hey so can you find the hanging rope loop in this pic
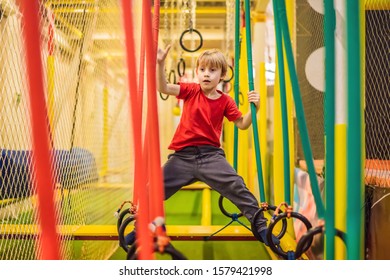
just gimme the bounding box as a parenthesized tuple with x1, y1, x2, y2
(223, 64, 234, 83)
(169, 69, 176, 84)
(179, 28, 203, 53)
(177, 58, 186, 77)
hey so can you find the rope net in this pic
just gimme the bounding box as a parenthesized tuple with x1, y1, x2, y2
(295, 0, 325, 162)
(364, 1, 390, 188)
(0, 0, 389, 260)
(295, 0, 390, 188)
(0, 0, 135, 260)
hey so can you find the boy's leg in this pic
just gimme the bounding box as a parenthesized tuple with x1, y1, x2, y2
(195, 148, 267, 230)
(196, 147, 279, 246)
(126, 151, 197, 246)
(163, 152, 198, 199)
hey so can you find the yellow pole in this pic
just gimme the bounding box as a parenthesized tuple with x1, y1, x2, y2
(47, 10, 55, 140)
(100, 86, 109, 177)
(359, 0, 366, 259)
(238, 24, 250, 189)
(286, 0, 295, 203)
(259, 62, 268, 197)
(252, 11, 269, 200)
(201, 188, 212, 226)
(334, 0, 347, 260)
(47, 56, 55, 137)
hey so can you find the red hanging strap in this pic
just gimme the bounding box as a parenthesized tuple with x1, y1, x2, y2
(120, 0, 153, 260)
(19, 0, 60, 260)
(142, 0, 166, 227)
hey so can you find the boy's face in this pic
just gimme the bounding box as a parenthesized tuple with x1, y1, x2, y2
(196, 64, 224, 93)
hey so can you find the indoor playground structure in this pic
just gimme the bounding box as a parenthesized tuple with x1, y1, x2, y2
(0, 0, 389, 260)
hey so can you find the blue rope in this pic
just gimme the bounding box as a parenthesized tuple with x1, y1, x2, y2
(287, 251, 295, 260)
(205, 213, 252, 240)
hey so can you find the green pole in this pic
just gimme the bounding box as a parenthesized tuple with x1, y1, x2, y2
(324, 0, 336, 260)
(275, 0, 325, 218)
(346, 0, 363, 260)
(244, 0, 266, 203)
(272, 0, 291, 205)
(233, 0, 241, 171)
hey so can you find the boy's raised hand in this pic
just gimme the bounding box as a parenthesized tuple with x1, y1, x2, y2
(157, 45, 171, 64)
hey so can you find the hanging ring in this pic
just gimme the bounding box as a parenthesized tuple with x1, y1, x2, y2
(179, 28, 203, 53)
(223, 65, 234, 83)
(218, 195, 243, 218)
(177, 58, 186, 77)
(267, 211, 312, 259)
(168, 69, 176, 84)
(239, 91, 244, 106)
(159, 92, 169, 101)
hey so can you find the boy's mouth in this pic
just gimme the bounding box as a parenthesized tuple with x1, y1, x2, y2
(203, 80, 210, 83)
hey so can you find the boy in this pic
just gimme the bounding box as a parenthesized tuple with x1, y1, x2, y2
(157, 45, 279, 246)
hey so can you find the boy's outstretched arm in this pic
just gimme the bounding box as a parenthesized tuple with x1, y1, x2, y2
(234, 90, 260, 130)
(156, 45, 180, 96)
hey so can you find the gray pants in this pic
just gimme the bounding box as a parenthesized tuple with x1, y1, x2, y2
(163, 145, 267, 231)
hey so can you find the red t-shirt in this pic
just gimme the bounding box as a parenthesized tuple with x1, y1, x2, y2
(168, 83, 242, 151)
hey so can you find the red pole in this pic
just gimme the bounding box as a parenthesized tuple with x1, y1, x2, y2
(18, 0, 60, 259)
(120, 0, 153, 260)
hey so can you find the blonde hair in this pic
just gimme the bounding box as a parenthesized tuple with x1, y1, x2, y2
(196, 49, 228, 79)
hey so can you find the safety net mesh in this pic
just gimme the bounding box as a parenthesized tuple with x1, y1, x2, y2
(0, 0, 133, 260)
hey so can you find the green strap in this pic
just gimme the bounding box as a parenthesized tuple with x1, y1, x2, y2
(274, 0, 325, 218)
(244, 0, 266, 203)
(272, 0, 291, 205)
(233, 0, 241, 171)
(324, 0, 336, 260)
(346, 0, 363, 260)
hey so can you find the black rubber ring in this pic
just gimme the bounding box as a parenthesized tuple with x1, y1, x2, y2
(118, 214, 136, 253)
(168, 69, 176, 84)
(159, 91, 169, 100)
(177, 58, 186, 77)
(179, 28, 203, 53)
(251, 206, 288, 242)
(218, 195, 243, 218)
(267, 212, 312, 259)
(117, 208, 131, 232)
(223, 65, 234, 83)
